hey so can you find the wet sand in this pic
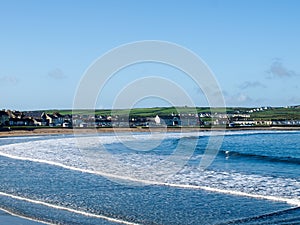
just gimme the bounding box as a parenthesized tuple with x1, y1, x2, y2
(0, 126, 299, 138)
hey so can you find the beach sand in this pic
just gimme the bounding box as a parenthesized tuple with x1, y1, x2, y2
(0, 126, 300, 138)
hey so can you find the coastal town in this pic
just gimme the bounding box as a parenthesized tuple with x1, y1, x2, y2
(1, 106, 300, 130)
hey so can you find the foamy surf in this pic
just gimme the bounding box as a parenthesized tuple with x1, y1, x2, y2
(0, 130, 299, 214)
(0, 207, 52, 225)
(0, 150, 299, 207)
(0, 191, 139, 225)
(162, 183, 300, 207)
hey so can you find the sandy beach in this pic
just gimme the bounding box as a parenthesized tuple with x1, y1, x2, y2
(0, 126, 300, 138)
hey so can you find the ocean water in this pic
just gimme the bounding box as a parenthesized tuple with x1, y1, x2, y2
(0, 130, 299, 224)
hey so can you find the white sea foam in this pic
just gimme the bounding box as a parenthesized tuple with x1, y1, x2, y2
(167, 167, 300, 205)
(0, 131, 299, 207)
(0, 207, 52, 225)
(162, 183, 300, 206)
(1, 148, 300, 207)
(0, 135, 43, 140)
(0, 191, 139, 225)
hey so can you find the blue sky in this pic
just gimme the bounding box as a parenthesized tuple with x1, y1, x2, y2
(0, 0, 299, 110)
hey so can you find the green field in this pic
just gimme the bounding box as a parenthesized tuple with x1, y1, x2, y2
(43, 106, 300, 120)
(251, 107, 300, 120)
(46, 107, 228, 117)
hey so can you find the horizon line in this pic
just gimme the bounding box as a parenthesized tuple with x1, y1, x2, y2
(3, 104, 300, 112)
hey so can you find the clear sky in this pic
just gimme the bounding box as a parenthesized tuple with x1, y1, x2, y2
(1, 0, 299, 110)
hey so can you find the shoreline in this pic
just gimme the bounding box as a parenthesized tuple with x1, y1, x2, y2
(0, 126, 300, 137)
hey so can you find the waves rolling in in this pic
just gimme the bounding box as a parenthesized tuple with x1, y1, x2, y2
(0, 131, 299, 224)
(217, 206, 300, 225)
(0, 191, 139, 225)
(0, 148, 299, 207)
(220, 149, 300, 165)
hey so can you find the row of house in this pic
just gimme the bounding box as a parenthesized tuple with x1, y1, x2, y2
(0, 110, 204, 128)
(0, 110, 72, 127)
(1, 109, 300, 128)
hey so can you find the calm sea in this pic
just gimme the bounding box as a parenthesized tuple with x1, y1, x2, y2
(0, 130, 299, 224)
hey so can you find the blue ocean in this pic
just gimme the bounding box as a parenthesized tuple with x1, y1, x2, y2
(0, 130, 299, 224)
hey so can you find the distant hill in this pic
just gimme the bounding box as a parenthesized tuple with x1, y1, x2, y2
(25, 106, 300, 120)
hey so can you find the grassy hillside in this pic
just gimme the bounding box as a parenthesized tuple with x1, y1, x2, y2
(251, 107, 300, 120)
(46, 107, 229, 117)
(43, 106, 300, 120)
